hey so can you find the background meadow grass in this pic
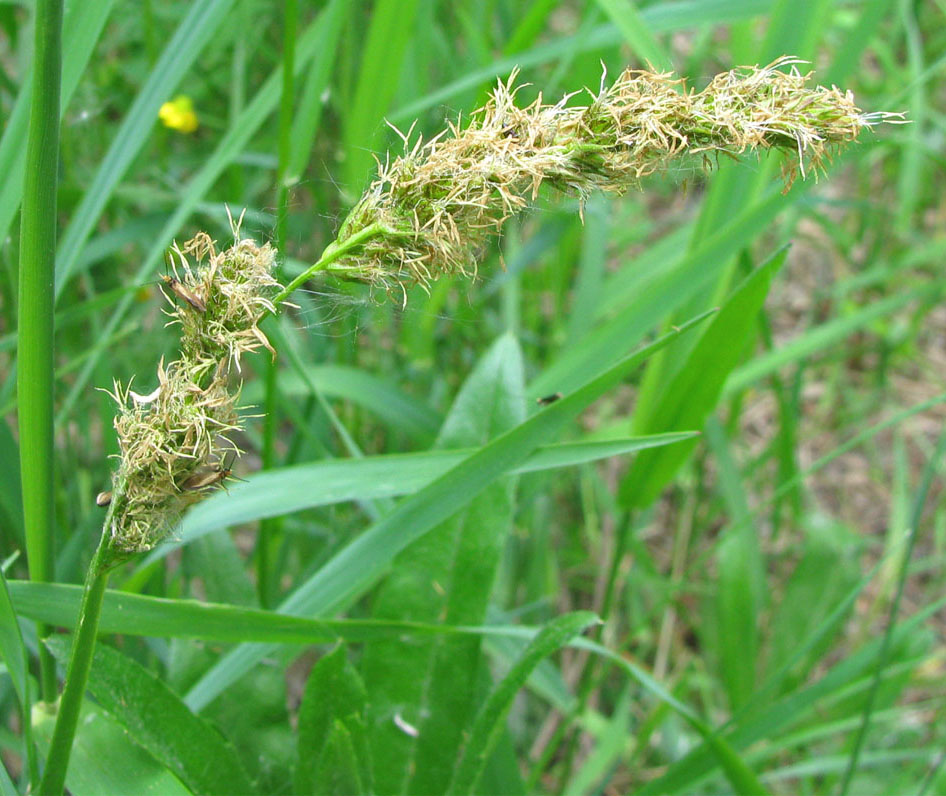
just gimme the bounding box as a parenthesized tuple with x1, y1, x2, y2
(2, 0, 946, 793)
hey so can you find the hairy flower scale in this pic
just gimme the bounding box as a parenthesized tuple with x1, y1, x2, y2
(328, 57, 884, 295)
(103, 225, 282, 557)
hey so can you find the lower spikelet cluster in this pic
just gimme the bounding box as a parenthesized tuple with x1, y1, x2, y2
(329, 57, 882, 295)
(102, 222, 281, 558)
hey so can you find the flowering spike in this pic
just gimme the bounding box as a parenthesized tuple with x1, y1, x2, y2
(327, 58, 876, 297)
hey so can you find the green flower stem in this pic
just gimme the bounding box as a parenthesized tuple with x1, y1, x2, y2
(38, 529, 112, 796)
(17, 0, 64, 705)
(272, 222, 389, 306)
(258, 0, 299, 608)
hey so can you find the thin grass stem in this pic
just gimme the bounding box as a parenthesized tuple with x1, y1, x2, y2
(17, 0, 64, 705)
(37, 530, 112, 796)
(272, 222, 389, 306)
(258, 0, 298, 608)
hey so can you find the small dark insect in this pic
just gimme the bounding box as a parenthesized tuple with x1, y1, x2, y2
(160, 252, 206, 313)
(181, 452, 241, 492)
(536, 392, 563, 406)
(95, 491, 112, 507)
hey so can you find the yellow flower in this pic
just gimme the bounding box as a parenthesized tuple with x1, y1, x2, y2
(158, 95, 198, 133)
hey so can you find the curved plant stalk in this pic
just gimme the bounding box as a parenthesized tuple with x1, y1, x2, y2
(40, 59, 886, 793)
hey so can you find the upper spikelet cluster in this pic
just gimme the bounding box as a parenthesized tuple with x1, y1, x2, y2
(102, 220, 281, 558)
(327, 57, 880, 295)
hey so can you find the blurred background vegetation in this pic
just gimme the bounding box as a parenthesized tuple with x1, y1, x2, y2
(1, 0, 945, 793)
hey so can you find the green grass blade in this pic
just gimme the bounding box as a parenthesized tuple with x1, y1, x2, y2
(0, 421, 24, 541)
(364, 335, 525, 794)
(620, 247, 787, 508)
(0, 566, 36, 785)
(44, 637, 256, 796)
(342, 0, 422, 195)
(32, 702, 190, 796)
(6, 580, 642, 649)
(389, 1, 776, 124)
(138, 433, 695, 567)
(295, 646, 371, 795)
(529, 189, 788, 399)
(182, 315, 710, 712)
(581, 637, 768, 796)
(287, 0, 347, 181)
(448, 612, 600, 796)
(635, 594, 946, 795)
(704, 417, 765, 712)
(242, 363, 442, 441)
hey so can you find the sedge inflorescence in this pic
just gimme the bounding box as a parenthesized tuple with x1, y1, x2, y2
(103, 222, 281, 558)
(329, 57, 883, 296)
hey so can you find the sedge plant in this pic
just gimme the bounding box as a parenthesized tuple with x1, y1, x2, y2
(30, 58, 888, 793)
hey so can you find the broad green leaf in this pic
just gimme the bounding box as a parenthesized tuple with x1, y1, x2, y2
(448, 612, 600, 796)
(296, 645, 371, 795)
(183, 317, 710, 712)
(313, 720, 367, 796)
(620, 247, 787, 508)
(33, 701, 189, 796)
(704, 417, 765, 712)
(139, 433, 696, 568)
(361, 334, 525, 794)
(45, 638, 255, 795)
(0, 0, 115, 245)
(54, 0, 236, 296)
